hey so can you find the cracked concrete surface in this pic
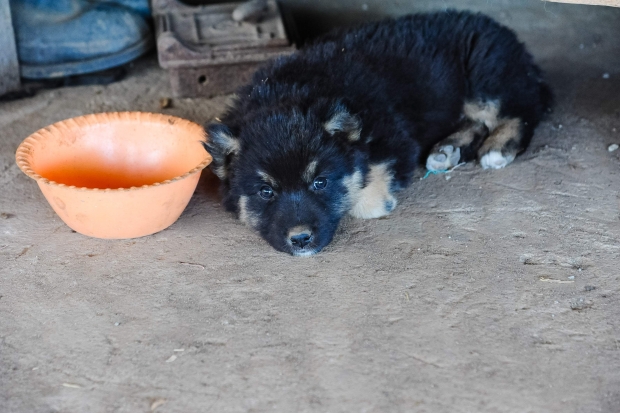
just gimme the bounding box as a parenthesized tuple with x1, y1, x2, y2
(1, 1, 619, 412)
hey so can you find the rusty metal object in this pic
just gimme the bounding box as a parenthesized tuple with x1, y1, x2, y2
(153, 0, 296, 98)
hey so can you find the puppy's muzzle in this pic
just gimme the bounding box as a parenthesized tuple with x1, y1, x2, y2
(288, 226, 314, 249)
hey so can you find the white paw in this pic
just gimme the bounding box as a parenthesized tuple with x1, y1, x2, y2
(480, 151, 515, 170)
(426, 145, 461, 172)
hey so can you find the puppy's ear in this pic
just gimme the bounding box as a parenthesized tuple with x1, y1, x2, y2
(203, 123, 240, 180)
(323, 103, 362, 142)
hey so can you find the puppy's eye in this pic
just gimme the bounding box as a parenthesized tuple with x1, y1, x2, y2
(313, 177, 328, 190)
(259, 185, 274, 199)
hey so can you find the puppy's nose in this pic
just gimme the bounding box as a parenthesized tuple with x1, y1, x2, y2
(290, 232, 313, 248)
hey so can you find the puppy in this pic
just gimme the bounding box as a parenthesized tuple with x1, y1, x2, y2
(204, 10, 552, 256)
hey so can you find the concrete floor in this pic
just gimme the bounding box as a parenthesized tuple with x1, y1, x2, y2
(1, 1, 620, 412)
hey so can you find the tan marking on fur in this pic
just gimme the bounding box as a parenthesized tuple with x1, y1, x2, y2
(214, 165, 228, 179)
(302, 160, 318, 183)
(443, 121, 488, 147)
(464, 100, 501, 130)
(323, 113, 361, 141)
(215, 130, 240, 154)
(347, 128, 361, 142)
(209, 128, 240, 180)
(443, 129, 474, 148)
(257, 171, 277, 187)
(238, 195, 249, 224)
(288, 225, 311, 238)
(349, 163, 397, 219)
(478, 118, 522, 155)
(342, 169, 363, 213)
(323, 116, 341, 135)
(238, 195, 258, 228)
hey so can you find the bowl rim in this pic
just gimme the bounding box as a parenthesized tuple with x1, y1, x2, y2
(15, 111, 212, 192)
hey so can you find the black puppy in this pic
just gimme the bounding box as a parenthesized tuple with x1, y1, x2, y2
(204, 10, 552, 256)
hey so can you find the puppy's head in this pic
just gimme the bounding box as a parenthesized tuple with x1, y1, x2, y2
(205, 101, 366, 256)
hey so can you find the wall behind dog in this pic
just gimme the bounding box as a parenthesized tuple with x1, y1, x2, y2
(277, 0, 604, 44)
(275, 0, 620, 88)
(179, 0, 618, 86)
(280, 0, 526, 40)
(180, 0, 617, 57)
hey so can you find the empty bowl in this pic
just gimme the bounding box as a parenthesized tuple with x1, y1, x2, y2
(15, 112, 212, 239)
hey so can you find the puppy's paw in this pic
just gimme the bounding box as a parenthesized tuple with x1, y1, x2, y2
(350, 192, 397, 219)
(479, 150, 515, 170)
(426, 145, 461, 172)
(348, 163, 397, 219)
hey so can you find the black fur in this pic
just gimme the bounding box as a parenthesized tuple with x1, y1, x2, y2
(204, 10, 552, 255)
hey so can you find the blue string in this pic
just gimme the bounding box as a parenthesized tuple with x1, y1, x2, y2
(422, 169, 447, 179)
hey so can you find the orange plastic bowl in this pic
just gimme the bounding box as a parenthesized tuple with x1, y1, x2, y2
(15, 112, 211, 239)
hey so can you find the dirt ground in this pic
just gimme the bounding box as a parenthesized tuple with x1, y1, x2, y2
(1, 1, 620, 412)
